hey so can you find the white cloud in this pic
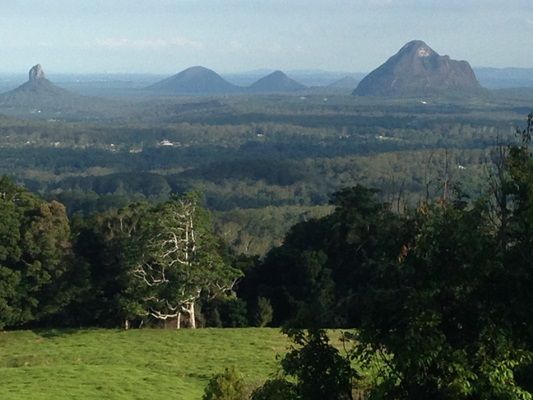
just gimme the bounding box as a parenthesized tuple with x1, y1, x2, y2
(93, 37, 203, 50)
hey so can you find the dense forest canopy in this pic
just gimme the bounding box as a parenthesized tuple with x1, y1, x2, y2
(0, 93, 528, 255)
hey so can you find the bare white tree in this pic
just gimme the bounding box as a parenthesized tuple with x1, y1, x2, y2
(133, 196, 240, 328)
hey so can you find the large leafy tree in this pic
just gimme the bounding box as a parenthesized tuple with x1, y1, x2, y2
(71, 202, 149, 328)
(0, 177, 75, 328)
(251, 329, 355, 400)
(355, 115, 533, 399)
(357, 201, 512, 399)
(241, 185, 402, 327)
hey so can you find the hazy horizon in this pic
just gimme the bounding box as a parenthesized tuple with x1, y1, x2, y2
(0, 0, 532, 74)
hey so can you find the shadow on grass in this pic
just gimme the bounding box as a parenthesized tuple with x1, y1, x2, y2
(32, 328, 102, 339)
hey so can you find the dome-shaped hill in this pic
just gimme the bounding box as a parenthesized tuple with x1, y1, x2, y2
(148, 66, 241, 95)
(248, 70, 306, 93)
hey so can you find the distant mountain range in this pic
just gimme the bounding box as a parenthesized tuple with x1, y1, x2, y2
(148, 67, 308, 95)
(2, 47, 532, 106)
(354, 40, 484, 97)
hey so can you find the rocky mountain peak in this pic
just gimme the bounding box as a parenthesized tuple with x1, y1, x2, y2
(353, 40, 483, 97)
(29, 64, 46, 82)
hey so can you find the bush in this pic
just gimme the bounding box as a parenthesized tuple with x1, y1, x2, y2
(281, 329, 355, 400)
(202, 367, 247, 400)
(219, 298, 249, 327)
(252, 329, 356, 400)
(253, 297, 273, 327)
(250, 379, 296, 400)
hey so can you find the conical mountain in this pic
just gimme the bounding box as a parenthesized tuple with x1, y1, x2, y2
(0, 64, 73, 107)
(148, 66, 241, 95)
(248, 70, 306, 93)
(354, 40, 483, 97)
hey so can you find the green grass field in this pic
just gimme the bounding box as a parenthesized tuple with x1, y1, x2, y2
(0, 328, 294, 400)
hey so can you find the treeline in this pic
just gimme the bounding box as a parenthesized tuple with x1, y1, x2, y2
(0, 183, 248, 329)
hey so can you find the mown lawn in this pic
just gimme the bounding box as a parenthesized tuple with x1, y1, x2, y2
(0, 328, 292, 400)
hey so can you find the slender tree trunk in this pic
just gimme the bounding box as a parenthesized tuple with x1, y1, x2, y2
(189, 302, 196, 329)
(183, 302, 196, 329)
(124, 319, 129, 330)
(190, 303, 196, 329)
(177, 312, 181, 329)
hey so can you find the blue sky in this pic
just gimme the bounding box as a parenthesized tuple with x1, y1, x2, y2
(0, 0, 532, 74)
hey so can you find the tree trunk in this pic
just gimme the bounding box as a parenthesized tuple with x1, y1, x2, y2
(124, 319, 129, 330)
(176, 312, 181, 329)
(183, 302, 196, 329)
(190, 302, 196, 329)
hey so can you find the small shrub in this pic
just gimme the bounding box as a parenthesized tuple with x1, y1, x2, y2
(250, 379, 296, 400)
(203, 366, 247, 400)
(205, 308, 223, 328)
(253, 297, 273, 327)
(219, 298, 249, 327)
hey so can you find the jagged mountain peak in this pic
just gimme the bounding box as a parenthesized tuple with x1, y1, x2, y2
(0, 64, 76, 110)
(29, 64, 46, 82)
(354, 40, 483, 97)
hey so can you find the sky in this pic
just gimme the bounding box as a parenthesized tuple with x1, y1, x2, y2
(0, 0, 532, 74)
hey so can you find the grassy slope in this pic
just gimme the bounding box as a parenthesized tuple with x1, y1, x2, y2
(0, 328, 290, 400)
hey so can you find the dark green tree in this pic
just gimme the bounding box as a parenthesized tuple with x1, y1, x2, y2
(0, 177, 76, 328)
(242, 185, 402, 327)
(253, 329, 356, 400)
(355, 114, 533, 399)
(71, 202, 149, 328)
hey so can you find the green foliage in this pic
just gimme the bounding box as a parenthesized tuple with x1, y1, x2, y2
(242, 185, 401, 327)
(217, 298, 249, 328)
(252, 297, 273, 328)
(70, 194, 241, 328)
(355, 201, 499, 399)
(0, 176, 76, 328)
(202, 367, 247, 400)
(253, 329, 356, 400)
(250, 379, 296, 400)
(70, 202, 150, 327)
(353, 115, 533, 399)
(131, 194, 242, 326)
